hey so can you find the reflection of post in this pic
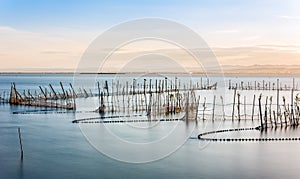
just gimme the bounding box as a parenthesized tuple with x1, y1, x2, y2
(18, 128, 23, 160)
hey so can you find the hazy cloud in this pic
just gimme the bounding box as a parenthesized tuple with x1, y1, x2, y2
(278, 15, 300, 20)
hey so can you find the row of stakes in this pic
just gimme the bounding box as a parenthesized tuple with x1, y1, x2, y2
(198, 126, 300, 142)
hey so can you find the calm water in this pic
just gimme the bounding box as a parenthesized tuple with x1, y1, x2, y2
(1, 74, 300, 178)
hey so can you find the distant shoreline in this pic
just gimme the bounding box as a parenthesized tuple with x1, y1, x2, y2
(1, 72, 300, 76)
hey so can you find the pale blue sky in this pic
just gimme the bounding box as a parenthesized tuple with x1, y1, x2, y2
(1, 0, 298, 33)
(1, 0, 300, 71)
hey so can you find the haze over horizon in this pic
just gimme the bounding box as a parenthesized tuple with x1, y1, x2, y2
(1, 0, 300, 73)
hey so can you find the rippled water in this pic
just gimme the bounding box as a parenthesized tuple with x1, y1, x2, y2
(1, 74, 300, 178)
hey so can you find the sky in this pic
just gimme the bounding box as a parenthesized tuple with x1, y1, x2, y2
(1, 0, 300, 72)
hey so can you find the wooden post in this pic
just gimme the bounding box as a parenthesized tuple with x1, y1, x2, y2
(112, 80, 115, 112)
(258, 94, 263, 128)
(147, 92, 152, 116)
(97, 82, 101, 113)
(60, 82, 66, 99)
(49, 84, 58, 99)
(200, 77, 203, 89)
(18, 127, 23, 160)
(277, 79, 280, 122)
(165, 77, 169, 114)
(116, 80, 120, 112)
(283, 96, 288, 125)
(237, 93, 241, 121)
(144, 79, 148, 112)
(195, 96, 200, 121)
(122, 87, 125, 113)
(99, 92, 104, 113)
(291, 78, 295, 125)
(185, 92, 189, 121)
(273, 110, 277, 127)
(72, 90, 76, 110)
(149, 79, 152, 93)
(69, 83, 77, 98)
(212, 95, 216, 121)
(97, 81, 103, 113)
(279, 107, 282, 126)
(244, 96, 246, 120)
(39, 86, 47, 99)
(133, 79, 137, 112)
(126, 81, 128, 96)
(269, 97, 273, 126)
(207, 78, 209, 88)
(251, 94, 256, 121)
(202, 97, 206, 120)
(104, 81, 110, 111)
(232, 88, 237, 121)
(264, 96, 268, 128)
(220, 96, 226, 120)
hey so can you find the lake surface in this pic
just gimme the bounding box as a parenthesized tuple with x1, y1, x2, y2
(1, 74, 300, 178)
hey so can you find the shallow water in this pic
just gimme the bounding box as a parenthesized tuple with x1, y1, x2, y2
(1, 74, 300, 178)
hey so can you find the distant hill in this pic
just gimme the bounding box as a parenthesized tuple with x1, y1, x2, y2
(219, 65, 300, 75)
